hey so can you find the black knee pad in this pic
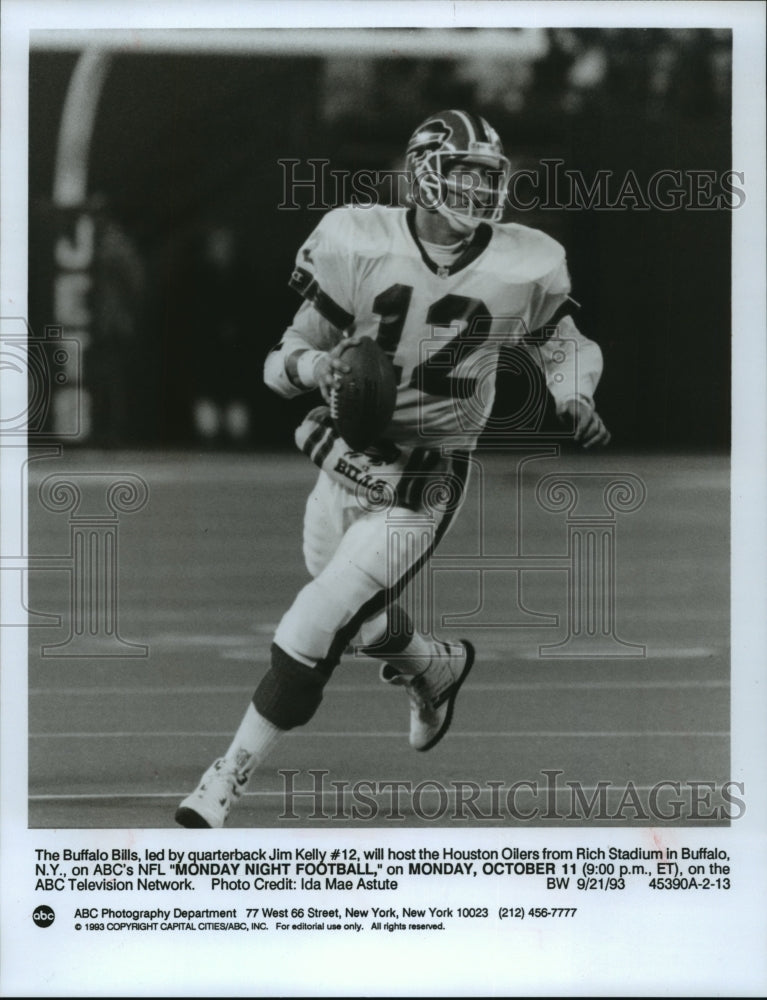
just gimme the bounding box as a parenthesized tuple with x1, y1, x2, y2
(253, 644, 327, 730)
(359, 602, 414, 659)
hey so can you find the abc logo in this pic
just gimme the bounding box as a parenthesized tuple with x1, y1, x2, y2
(32, 904, 56, 928)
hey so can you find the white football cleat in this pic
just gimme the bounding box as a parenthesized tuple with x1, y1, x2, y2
(175, 757, 250, 828)
(380, 640, 475, 751)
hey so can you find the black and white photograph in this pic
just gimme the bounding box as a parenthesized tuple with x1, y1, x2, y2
(1, 1, 765, 995)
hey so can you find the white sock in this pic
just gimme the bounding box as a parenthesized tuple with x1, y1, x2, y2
(357, 606, 463, 677)
(357, 614, 433, 675)
(224, 703, 283, 773)
(363, 629, 463, 678)
(397, 636, 466, 677)
(392, 631, 436, 676)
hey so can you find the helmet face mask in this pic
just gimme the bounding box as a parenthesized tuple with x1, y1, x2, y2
(406, 110, 511, 233)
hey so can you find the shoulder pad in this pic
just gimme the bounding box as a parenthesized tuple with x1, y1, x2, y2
(490, 222, 566, 282)
(315, 205, 402, 255)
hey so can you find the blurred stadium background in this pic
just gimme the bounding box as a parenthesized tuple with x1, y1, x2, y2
(29, 27, 732, 450)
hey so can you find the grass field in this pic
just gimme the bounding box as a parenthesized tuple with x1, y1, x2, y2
(25, 447, 729, 828)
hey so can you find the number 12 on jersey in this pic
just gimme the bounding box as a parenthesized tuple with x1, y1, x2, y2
(372, 283, 493, 399)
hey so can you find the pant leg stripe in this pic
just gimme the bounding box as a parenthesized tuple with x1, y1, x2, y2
(315, 450, 470, 678)
(394, 447, 425, 509)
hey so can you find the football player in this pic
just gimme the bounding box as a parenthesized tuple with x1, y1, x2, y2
(176, 109, 609, 827)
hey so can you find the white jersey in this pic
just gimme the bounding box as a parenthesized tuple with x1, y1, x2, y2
(266, 205, 603, 450)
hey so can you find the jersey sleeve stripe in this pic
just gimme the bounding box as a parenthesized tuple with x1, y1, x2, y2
(289, 266, 354, 331)
(312, 428, 339, 468)
(285, 349, 308, 389)
(299, 420, 333, 462)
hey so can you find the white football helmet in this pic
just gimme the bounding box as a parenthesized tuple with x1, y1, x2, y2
(406, 109, 511, 232)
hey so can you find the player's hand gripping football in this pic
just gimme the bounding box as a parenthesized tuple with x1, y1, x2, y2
(559, 397, 611, 448)
(315, 341, 354, 403)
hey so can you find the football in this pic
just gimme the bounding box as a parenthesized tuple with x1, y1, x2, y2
(329, 337, 397, 451)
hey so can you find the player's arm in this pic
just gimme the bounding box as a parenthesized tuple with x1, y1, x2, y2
(263, 301, 350, 399)
(523, 259, 610, 448)
(536, 314, 610, 447)
(264, 209, 357, 400)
